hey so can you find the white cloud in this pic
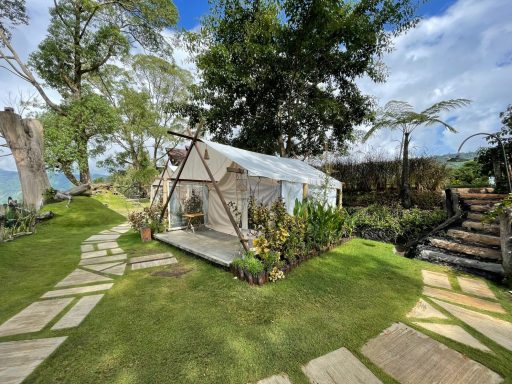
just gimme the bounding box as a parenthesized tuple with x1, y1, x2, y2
(357, 0, 512, 157)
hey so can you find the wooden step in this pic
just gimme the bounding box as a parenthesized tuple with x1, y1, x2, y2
(468, 205, 490, 212)
(458, 193, 507, 200)
(462, 199, 500, 205)
(452, 188, 495, 194)
(446, 229, 501, 247)
(417, 248, 504, 277)
(467, 212, 485, 221)
(429, 238, 501, 261)
(462, 220, 499, 235)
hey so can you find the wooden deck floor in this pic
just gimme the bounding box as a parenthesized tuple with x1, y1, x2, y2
(154, 228, 243, 267)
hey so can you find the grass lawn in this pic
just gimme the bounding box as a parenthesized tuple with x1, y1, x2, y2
(92, 190, 149, 217)
(1, 198, 511, 383)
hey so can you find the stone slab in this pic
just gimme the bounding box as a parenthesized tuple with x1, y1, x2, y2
(457, 277, 497, 299)
(0, 298, 73, 337)
(41, 283, 113, 298)
(0, 337, 67, 384)
(110, 247, 124, 254)
(129, 252, 174, 264)
(52, 294, 104, 330)
(103, 263, 126, 276)
(421, 270, 452, 289)
(99, 230, 118, 235)
(84, 234, 120, 242)
(80, 249, 108, 259)
(432, 299, 512, 352)
(111, 225, 130, 234)
(413, 322, 491, 352)
(55, 268, 112, 287)
(423, 286, 505, 313)
(362, 323, 502, 384)
(96, 241, 118, 250)
(302, 347, 382, 384)
(131, 257, 178, 270)
(406, 299, 448, 319)
(82, 262, 123, 272)
(79, 254, 127, 266)
(80, 244, 94, 252)
(256, 373, 293, 384)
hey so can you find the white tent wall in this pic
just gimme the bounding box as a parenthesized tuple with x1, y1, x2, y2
(281, 181, 304, 214)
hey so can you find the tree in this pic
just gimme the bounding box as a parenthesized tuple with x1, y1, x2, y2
(0, 1, 51, 208)
(363, 99, 471, 208)
(28, 0, 178, 184)
(186, 0, 419, 158)
(476, 104, 512, 192)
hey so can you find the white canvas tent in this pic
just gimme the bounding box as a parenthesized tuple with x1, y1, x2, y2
(164, 140, 343, 237)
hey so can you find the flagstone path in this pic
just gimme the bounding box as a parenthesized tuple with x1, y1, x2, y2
(0, 223, 131, 384)
(254, 269, 510, 384)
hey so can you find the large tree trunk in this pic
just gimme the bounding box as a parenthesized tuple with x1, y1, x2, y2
(400, 132, 412, 209)
(0, 109, 50, 209)
(76, 135, 91, 184)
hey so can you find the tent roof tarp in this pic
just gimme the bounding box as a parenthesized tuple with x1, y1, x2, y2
(171, 140, 342, 189)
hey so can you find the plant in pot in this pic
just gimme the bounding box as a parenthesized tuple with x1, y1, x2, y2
(128, 204, 165, 242)
(231, 257, 245, 280)
(245, 256, 264, 286)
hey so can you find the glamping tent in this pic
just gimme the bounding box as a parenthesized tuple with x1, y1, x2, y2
(162, 140, 343, 236)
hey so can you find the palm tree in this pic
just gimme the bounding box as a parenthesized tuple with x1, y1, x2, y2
(363, 99, 471, 208)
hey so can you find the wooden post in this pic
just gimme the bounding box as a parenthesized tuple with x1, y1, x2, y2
(336, 188, 342, 208)
(191, 140, 249, 252)
(159, 128, 201, 222)
(302, 183, 309, 201)
(150, 153, 170, 209)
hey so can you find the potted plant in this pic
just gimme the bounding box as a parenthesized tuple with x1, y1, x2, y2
(231, 258, 245, 280)
(128, 204, 164, 242)
(245, 256, 264, 286)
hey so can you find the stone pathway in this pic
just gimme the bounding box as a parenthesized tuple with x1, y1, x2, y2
(129, 252, 177, 270)
(0, 223, 131, 384)
(252, 269, 509, 384)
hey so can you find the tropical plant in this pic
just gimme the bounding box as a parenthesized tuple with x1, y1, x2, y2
(363, 99, 471, 208)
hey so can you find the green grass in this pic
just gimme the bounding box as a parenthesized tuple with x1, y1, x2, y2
(0, 197, 125, 324)
(1, 198, 511, 383)
(92, 190, 149, 217)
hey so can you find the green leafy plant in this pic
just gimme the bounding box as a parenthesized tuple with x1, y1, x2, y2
(128, 204, 165, 234)
(484, 193, 512, 223)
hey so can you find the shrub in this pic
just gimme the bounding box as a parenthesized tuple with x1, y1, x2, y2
(128, 204, 165, 234)
(343, 190, 444, 209)
(350, 204, 446, 243)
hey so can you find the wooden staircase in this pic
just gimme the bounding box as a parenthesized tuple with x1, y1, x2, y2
(415, 188, 507, 280)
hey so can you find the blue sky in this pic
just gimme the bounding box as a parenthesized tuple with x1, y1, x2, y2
(1, 0, 512, 171)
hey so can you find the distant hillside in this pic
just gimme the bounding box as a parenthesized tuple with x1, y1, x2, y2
(0, 169, 106, 203)
(431, 151, 479, 169)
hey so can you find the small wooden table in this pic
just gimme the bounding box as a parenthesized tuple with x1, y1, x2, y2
(183, 212, 204, 233)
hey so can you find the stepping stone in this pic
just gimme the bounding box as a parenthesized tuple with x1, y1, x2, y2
(81, 249, 108, 259)
(421, 270, 452, 289)
(81, 244, 94, 252)
(0, 337, 67, 384)
(55, 268, 112, 287)
(51, 294, 104, 330)
(423, 286, 505, 314)
(99, 230, 118, 235)
(413, 322, 491, 352)
(256, 373, 292, 384)
(82, 262, 123, 272)
(84, 234, 120, 242)
(432, 299, 512, 352)
(111, 225, 130, 234)
(131, 257, 178, 271)
(103, 263, 126, 276)
(130, 252, 174, 264)
(362, 323, 502, 384)
(0, 298, 72, 337)
(110, 247, 124, 255)
(302, 347, 382, 384)
(41, 283, 113, 298)
(457, 277, 497, 299)
(406, 298, 447, 319)
(79, 254, 127, 266)
(96, 241, 118, 250)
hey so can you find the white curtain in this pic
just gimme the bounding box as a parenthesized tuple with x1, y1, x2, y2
(281, 181, 303, 214)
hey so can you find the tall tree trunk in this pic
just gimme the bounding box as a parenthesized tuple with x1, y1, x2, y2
(77, 136, 91, 184)
(400, 132, 412, 208)
(0, 109, 50, 209)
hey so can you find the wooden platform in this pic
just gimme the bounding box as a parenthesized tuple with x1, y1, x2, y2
(154, 228, 243, 267)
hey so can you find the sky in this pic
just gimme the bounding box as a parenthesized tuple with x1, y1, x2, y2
(1, 0, 512, 172)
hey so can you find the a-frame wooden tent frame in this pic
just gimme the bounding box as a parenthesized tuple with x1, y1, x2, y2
(158, 127, 249, 252)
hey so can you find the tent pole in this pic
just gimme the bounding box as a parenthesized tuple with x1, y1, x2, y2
(150, 151, 171, 209)
(191, 139, 250, 252)
(159, 128, 201, 223)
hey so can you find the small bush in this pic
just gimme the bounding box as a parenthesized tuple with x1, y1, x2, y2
(343, 190, 443, 210)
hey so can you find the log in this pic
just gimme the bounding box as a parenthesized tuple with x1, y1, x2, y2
(0, 109, 50, 209)
(53, 183, 91, 202)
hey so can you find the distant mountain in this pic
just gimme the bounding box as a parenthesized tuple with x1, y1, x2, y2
(0, 169, 106, 203)
(432, 151, 479, 164)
